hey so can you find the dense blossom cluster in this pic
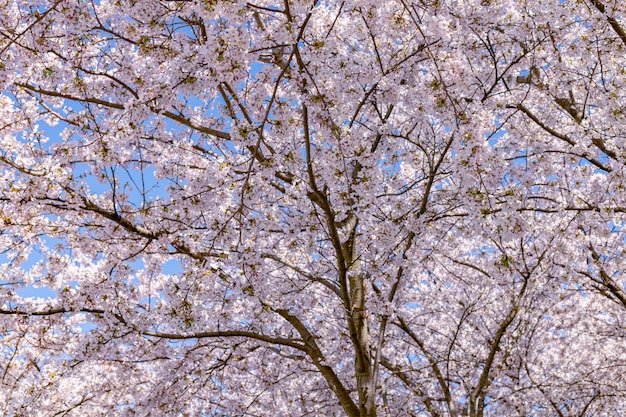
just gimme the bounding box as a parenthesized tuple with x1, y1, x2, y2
(1, 0, 626, 415)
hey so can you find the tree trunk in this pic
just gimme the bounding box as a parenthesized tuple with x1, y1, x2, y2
(349, 272, 376, 417)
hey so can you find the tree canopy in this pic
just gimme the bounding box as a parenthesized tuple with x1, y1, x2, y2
(1, 0, 626, 415)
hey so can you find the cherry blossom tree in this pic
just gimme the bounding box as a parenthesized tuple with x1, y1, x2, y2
(1, 0, 626, 415)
